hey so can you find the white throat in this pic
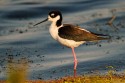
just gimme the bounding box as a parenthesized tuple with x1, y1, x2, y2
(49, 21, 62, 40)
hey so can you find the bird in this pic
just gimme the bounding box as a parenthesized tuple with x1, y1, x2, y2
(34, 10, 109, 77)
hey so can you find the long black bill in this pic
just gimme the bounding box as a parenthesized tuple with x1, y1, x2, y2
(33, 18, 48, 26)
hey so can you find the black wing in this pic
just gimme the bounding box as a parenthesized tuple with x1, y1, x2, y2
(58, 24, 106, 41)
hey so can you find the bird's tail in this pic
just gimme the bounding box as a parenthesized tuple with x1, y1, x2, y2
(91, 32, 111, 41)
(97, 36, 110, 40)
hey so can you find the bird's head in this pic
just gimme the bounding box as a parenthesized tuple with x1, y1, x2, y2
(34, 10, 62, 27)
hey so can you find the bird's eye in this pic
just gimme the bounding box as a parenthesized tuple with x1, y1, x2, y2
(51, 13, 55, 18)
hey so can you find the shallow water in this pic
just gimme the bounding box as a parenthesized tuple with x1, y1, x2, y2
(0, 0, 125, 80)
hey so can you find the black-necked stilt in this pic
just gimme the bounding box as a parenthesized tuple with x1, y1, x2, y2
(34, 10, 109, 77)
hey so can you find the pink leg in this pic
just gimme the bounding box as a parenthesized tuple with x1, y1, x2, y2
(71, 47, 78, 77)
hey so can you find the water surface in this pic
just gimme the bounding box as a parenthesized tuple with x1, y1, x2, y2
(0, 0, 125, 80)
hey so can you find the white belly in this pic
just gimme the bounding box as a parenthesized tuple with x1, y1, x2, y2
(57, 37, 85, 48)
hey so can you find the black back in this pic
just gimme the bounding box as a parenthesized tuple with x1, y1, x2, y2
(58, 24, 106, 41)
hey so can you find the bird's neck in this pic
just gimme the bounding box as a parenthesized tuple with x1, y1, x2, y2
(56, 19, 62, 27)
(51, 20, 62, 28)
(49, 21, 63, 40)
